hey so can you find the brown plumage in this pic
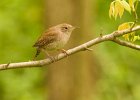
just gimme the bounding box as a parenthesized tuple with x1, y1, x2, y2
(33, 23, 75, 59)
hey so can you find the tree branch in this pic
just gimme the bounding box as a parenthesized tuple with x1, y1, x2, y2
(112, 38, 140, 50)
(0, 26, 140, 70)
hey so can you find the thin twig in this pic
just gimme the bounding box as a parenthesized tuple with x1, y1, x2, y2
(112, 38, 140, 50)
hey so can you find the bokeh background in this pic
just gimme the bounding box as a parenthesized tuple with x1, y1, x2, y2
(0, 0, 140, 100)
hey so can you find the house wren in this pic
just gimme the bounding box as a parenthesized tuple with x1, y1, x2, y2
(33, 23, 75, 59)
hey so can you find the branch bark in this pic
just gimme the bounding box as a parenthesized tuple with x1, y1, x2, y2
(112, 38, 140, 50)
(0, 26, 140, 70)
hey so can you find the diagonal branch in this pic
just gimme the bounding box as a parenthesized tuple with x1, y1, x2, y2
(0, 26, 140, 70)
(112, 38, 140, 50)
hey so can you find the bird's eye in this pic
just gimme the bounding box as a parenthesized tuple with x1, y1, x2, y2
(64, 27, 68, 29)
(61, 26, 69, 32)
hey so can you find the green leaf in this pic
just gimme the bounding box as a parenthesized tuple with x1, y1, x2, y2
(118, 22, 136, 41)
(118, 22, 130, 30)
(129, 0, 137, 11)
(132, 36, 138, 42)
(114, 1, 119, 19)
(120, 0, 131, 13)
(138, 35, 140, 40)
(109, 1, 115, 18)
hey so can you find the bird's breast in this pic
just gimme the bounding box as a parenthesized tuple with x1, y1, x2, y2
(56, 33, 70, 49)
(45, 33, 70, 50)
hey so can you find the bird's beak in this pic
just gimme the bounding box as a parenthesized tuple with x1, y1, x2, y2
(72, 26, 80, 30)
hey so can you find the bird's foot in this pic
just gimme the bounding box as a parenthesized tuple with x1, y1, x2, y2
(61, 49, 69, 57)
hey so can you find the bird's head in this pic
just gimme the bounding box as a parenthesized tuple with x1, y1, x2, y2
(57, 23, 76, 34)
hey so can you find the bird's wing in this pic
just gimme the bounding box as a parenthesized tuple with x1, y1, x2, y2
(33, 30, 58, 48)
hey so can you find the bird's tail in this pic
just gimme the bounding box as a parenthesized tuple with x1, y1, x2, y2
(33, 49, 41, 60)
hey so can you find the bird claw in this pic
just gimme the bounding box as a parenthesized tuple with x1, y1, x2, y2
(61, 49, 69, 57)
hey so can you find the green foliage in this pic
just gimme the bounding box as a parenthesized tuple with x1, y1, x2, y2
(118, 22, 140, 42)
(109, 0, 140, 42)
(109, 0, 131, 19)
(0, 0, 44, 100)
(95, 0, 140, 100)
(0, 0, 140, 100)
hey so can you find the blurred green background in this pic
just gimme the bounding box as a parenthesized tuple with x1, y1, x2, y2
(0, 0, 140, 100)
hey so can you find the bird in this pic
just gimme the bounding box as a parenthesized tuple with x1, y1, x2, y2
(33, 23, 75, 60)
